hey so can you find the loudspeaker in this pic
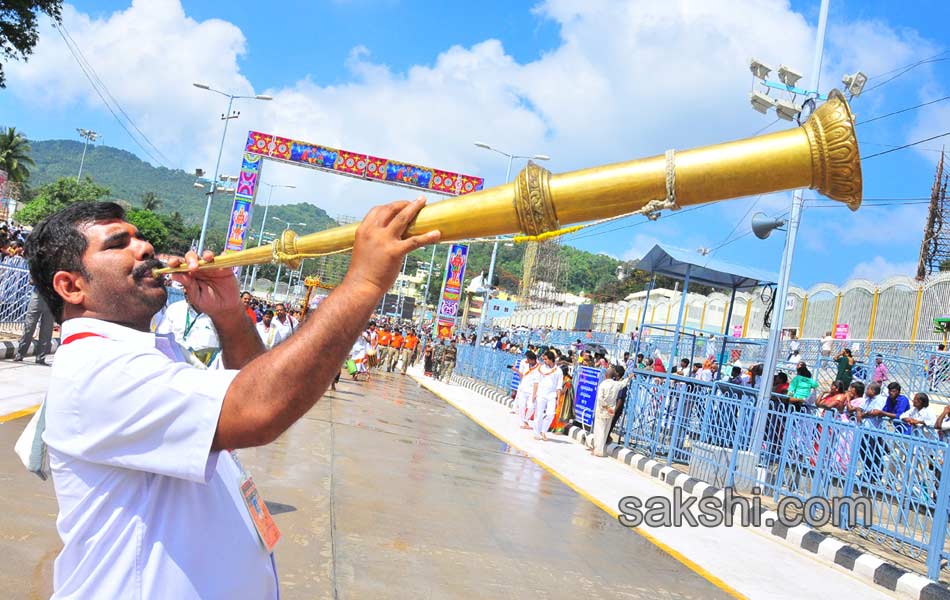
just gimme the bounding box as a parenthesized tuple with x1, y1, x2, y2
(751, 212, 786, 240)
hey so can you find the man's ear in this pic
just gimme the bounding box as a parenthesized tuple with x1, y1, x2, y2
(52, 270, 86, 309)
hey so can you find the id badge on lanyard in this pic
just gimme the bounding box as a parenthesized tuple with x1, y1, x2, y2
(229, 450, 282, 553)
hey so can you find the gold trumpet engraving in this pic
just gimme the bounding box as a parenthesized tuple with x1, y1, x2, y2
(153, 89, 861, 278)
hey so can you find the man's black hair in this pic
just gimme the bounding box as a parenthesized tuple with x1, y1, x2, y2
(887, 381, 902, 392)
(524, 350, 537, 360)
(25, 202, 126, 323)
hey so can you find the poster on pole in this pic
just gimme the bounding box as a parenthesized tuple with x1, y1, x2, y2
(574, 366, 604, 428)
(436, 244, 468, 338)
(731, 324, 744, 338)
(834, 323, 849, 339)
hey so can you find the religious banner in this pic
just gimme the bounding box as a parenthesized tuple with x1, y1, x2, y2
(834, 323, 849, 339)
(225, 153, 264, 254)
(436, 244, 468, 338)
(244, 130, 484, 196)
(574, 366, 604, 428)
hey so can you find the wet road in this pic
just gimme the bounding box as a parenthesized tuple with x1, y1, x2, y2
(0, 370, 731, 599)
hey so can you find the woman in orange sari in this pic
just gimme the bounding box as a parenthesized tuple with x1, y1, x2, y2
(551, 366, 574, 433)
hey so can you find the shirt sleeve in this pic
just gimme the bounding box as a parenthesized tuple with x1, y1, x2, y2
(44, 342, 237, 483)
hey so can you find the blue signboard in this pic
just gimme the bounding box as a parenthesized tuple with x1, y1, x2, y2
(574, 366, 604, 428)
(510, 359, 523, 395)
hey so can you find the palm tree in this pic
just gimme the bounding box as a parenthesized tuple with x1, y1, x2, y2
(140, 191, 162, 211)
(0, 127, 35, 183)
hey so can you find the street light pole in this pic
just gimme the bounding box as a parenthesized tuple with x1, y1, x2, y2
(472, 143, 551, 346)
(247, 182, 295, 292)
(749, 0, 830, 470)
(76, 128, 99, 180)
(192, 83, 273, 254)
(270, 218, 306, 299)
(422, 244, 437, 322)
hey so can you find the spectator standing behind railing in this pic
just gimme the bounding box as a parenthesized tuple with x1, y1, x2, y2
(834, 348, 855, 389)
(821, 331, 834, 357)
(901, 393, 936, 428)
(882, 382, 912, 435)
(787, 362, 819, 408)
(872, 354, 889, 386)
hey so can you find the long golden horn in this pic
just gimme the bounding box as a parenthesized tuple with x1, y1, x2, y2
(154, 89, 860, 277)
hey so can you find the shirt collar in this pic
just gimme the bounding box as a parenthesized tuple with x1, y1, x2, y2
(61, 317, 156, 348)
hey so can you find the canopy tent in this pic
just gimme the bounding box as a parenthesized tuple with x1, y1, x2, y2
(633, 244, 777, 378)
(636, 244, 777, 291)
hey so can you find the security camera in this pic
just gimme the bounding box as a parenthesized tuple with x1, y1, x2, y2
(195, 168, 205, 178)
(749, 91, 777, 114)
(775, 99, 802, 121)
(749, 58, 773, 80)
(777, 65, 803, 88)
(842, 71, 868, 97)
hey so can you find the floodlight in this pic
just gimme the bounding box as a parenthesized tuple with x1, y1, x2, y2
(697, 247, 711, 256)
(777, 65, 803, 87)
(774, 99, 802, 121)
(749, 58, 773, 80)
(473, 142, 491, 150)
(193, 182, 205, 189)
(749, 91, 777, 114)
(229, 175, 239, 182)
(532, 154, 551, 161)
(842, 71, 868, 97)
(255, 94, 273, 101)
(193, 82, 211, 90)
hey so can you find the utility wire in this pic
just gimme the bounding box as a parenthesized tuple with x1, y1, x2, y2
(863, 51, 950, 94)
(856, 95, 950, 126)
(861, 131, 950, 160)
(54, 23, 173, 168)
(58, 23, 175, 167)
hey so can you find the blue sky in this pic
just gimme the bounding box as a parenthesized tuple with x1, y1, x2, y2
(3, 0, 950, 290)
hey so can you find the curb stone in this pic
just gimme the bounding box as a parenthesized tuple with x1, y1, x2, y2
(447, 374, 950, 600)
(0, 338, 60, 360)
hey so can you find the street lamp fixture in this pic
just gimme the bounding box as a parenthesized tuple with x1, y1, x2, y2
(749, 58, 773, 80)
(777, 65, 803, 87)
(472, 141, 552, 345)
(841, 72, 868, 97)
(192, 83, 275, 253)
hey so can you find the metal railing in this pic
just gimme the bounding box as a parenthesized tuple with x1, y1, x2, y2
(0, 256, 33, 336)
(456, 346, 950, 579)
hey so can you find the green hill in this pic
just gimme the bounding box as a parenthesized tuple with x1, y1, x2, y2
(28, 139, 338, 249)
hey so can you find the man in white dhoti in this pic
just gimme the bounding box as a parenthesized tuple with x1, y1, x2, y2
(513, 350, 539, 428)
(533, 350, 561, 441)
(590, 365, 626, 457)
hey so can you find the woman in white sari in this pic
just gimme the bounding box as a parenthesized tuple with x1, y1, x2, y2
(533, 350, 561, 441)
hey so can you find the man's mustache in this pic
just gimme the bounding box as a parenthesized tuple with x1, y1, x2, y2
(133, 259, 166, 280)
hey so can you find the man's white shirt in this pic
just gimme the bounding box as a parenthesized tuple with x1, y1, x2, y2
(154, 299, 219, 351)
(272, 314, 297, 343)
(256, 320, 286, 349)
(43, 318, 278, 599)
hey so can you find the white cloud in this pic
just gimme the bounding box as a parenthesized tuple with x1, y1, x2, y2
(849, 256, 917, 281)
(7, 0, 939, 226)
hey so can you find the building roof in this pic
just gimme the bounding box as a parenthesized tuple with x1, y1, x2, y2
(637, 244, 777, 290)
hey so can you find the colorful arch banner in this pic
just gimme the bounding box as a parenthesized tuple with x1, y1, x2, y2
(244, 131, 484, 196)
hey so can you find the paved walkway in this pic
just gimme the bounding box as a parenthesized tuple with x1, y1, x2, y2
(410, 369, 899, 600)
(2, 366, 737, 599)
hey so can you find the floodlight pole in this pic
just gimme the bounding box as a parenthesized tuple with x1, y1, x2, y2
(747, 0, 830, 472)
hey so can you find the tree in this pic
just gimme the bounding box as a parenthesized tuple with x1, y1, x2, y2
(0, 126, 35, 182)
(14, 176, 110, 224)
(126, 208, 168, 251)
(0, 0, 63, 88)
(140, 191, 161, 211)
